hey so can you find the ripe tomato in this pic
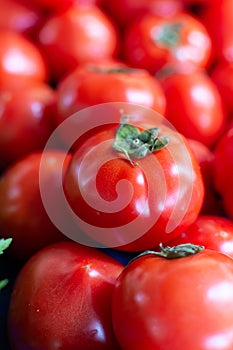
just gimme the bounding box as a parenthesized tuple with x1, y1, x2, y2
(0, 150, 70, 260)
(188, 138, 224, 215)
(213, 126, 233, 195)
(36, 5, 118, 83)
(123, 11, 212, 74)
(112, 244, 233, 350)
(159, 70, 226, 147)
(0, 30, 48, 88)
(0, 83, 57, 168)
(200, 0, 233, 63)
(0, 0, 41, 35)
(8, 241, 123, 350)
(210, 60, 233, 119)
(56, 61, 166, 127)
(102, 0, 182, 28)
(168, 215, 233, 258)
(63, 104, 204, 251)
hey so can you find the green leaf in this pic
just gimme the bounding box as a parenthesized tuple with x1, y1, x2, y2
(150, 136, 170, 152)
(0, 279, 8, 290)
(0, 238, 12, 255)
(112, 121, 169, 166)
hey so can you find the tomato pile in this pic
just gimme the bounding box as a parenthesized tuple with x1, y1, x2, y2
(1, 0, 233, 349)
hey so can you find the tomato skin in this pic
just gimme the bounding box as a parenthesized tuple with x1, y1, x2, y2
(213, 126, 233, 195)
(8, 241, 123, 350)
(123, 11, 212, 74)
(37, 5, 118, 83)
(0, 30, 48, 88)
(200, 0, 233, 63)
(102, 0, 183, 28)
(0, 83, 57, 168)
(0, 151, 70, 260)
(64, 117, 204, 251)
(56, 62, 166, 126)
(211, 60, 233, 119)
(112, 248, 233, 350)
(188, 138, 224, 215)
(168, 215, 233, 258)
(159, 70, 226, 147)
(0, 0, 42, 36)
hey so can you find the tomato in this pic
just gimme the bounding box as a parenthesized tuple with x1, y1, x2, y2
(123, 11, 212, 74)
(56, 61, 166, 127)
(200, 0, 233, 64)
(0, 83, 57, 168)
(168, 215, 233, 258)
(18, 0, 101, 13)
(158, 70, 226, 147)
(210, 60, 233, 119)
(188, 138, 224, 215)
(63, 104, 204, 251)
(0, 150, 70, 260)
(213, 126, 233, 195)
(112, 244, 233, 350)
(8, 241, 123, 350)
(0, 0, 42, 36)
(0, 30, 48, 88)
(102, 0, 182, 28)
(36, 5, 118, 83)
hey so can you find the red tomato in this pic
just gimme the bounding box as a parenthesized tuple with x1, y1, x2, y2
(211, 60, 233, 119)
(200, 0, 233, 63)
(123, 11, 212, 74)
(0, 151, 70, 260)
(159, 70, 226, 147)
(213, 126, 233, 195)
(221, 186, 233, 221)
(0, 30, 48, 88)
(56, 61, 166, 127)
(63, 106, 204, 251)
(0, 0, 42, 35)
(168, 215, 233, 258)
(112, 245, 233, 350)
(102, 0, 182, 28)
(188, 138, 224, 215)
(0, 83, 57, 168)
(36, 5, 118, 83)
(8, 241, 123, 350)
(18, 0, 100, 13)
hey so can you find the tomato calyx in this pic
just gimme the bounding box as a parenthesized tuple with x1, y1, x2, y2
(88, 65, 137, 75)
(0, 237, 12, 290)
(151, 22, 183, 48)
(112, 118, 169, 166)
(129, 243, 204, 263)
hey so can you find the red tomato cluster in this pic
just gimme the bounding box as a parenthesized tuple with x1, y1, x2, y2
(1, 0, 233, 349)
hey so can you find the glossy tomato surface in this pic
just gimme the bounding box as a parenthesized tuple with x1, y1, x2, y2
(56, 61, 166, 126)
(8, 241, 123, 350)
(0, 83, 57, 168)
(0, 30, 48, 88)
(168, 215, 233, 258)
(159, 70, 226, 147)
(112, 247, 233, 350)
(37, 5, 118, 82)
(123, 11, 212, 74)
(0, 151, 70, 260)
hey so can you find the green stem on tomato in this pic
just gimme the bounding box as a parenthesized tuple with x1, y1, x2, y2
(129, 243, 204, 264)
(112, 115, 169, 166)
